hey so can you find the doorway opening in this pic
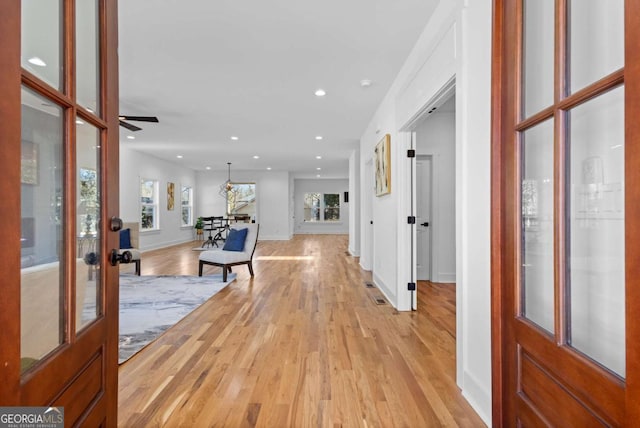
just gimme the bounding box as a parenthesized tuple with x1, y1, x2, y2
(410, 92, 457, 307)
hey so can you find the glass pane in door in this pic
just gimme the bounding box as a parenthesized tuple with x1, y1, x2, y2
(21, 0, 63, 90)
(569, 0, 624, 94)
(568, 86, 625, 377)
(76, 120, 101, 331)
(522, 0, 554, 118)
(76, 0, 101, 114)
(521, 119, 554, 333)
(20, 87, 65, 372)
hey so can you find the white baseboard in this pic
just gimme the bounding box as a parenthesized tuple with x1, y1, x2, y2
(373, 272, 396, 308)
(435, 272, 456, 283)
(258, 234, 292, 241)
(461, 370, 492, 426)
(141, 238, 193, 252)
(348, 247, 360, 257)
(294, 231, 349, 235)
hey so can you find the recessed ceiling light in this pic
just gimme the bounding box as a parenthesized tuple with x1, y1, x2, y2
(27, 57, 46, 67)
(206, 166, 211, 170)
(127, 135, 135, 140)
(231, 136, 239, 140)
(75, 119, 84, 125)
(253, 155, 260, 159)
(314, 89, 326, 97)
(315, 136, 323, 140)
(267, 167, 272, 170)
(360, 79, 372, 87)
(176, 155, 183, 159)
(316, 174, 321, 178)
(316, 167, 321, 170)
(316, 155, 322, 160)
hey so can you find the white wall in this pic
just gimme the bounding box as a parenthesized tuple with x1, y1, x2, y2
(119, 145, 197, 251)
(195, 169, 292, 240)
(294, 179, 349, 234)
(357, 0, 492, 424)
(455, 1, 492, 422)
(415, 102, 456, 282)
(348, 149, 360, 256)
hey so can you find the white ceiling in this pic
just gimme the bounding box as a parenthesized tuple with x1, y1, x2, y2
(118, 0, 439, 178)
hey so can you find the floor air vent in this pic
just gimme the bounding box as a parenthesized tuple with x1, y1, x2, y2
(374, 298, 386, 305)
(365, 282, 375, 288)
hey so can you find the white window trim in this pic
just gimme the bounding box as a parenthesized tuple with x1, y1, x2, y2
(140, 178, 159, 231)
(303, 192, 341, 222)
(181, 184, 193, 227)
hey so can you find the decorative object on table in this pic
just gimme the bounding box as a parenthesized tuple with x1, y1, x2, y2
(81, 272, 236, 363)
(167, 182, 175, 210)
(375, 134, 391, 196)
(199, 223, 259, 282)
(194, 216, 204, 238)
(219, 162, 238, 199)
(83, 251, 99, 266)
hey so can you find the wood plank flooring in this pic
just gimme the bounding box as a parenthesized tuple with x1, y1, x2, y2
(117, 235, 485, 427)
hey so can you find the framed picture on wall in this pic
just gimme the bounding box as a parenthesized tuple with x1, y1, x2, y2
(375, 134, 391, 196)
(167, 182, 175, 210)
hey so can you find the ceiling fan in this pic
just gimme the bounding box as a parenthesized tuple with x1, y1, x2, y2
(118, 115, 159, 132)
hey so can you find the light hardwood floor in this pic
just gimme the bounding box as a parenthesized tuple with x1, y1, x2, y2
(118, 235, 485, 427)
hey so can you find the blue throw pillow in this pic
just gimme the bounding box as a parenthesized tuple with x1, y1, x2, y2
(120, 228, 132, 249)
(223, 228, 248, 252)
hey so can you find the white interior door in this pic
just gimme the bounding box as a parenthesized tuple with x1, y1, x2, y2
(416, 157, 432, 280)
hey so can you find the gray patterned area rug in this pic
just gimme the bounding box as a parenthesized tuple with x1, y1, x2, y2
(117, 273, 236, 363)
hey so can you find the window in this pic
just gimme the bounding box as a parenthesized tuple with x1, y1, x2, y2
(181, 185, 193, 226)
(140, 178, 158, 230)
(304, 193, 320, 221)
(227, 183, 256, 220)
(323, 194, 340, 221)
(79, 167, 98, 236)
(304, 193, 340, 222)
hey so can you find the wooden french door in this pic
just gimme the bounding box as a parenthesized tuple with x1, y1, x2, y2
(492, 0, 640, 426)
(0, 0, 120, 425)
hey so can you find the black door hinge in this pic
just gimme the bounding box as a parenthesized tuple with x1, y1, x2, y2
(408, 282, 416, 291)
(407, 149, 416, 158)
(407, 216, 416, 224)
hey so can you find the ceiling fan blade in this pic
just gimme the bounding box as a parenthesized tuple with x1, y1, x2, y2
(119, 120, 142, 132)
(119, 115, 159, 123)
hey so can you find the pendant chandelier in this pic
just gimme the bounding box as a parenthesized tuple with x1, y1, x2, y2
(219, 162, 236, 198)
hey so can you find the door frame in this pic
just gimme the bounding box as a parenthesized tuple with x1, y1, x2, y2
(400, 79, 456, 308)
(491, 0, 640, 424)
(0, 0, 22, 402)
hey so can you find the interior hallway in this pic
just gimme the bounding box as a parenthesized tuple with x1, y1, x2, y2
(118, 235, 484, 427)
